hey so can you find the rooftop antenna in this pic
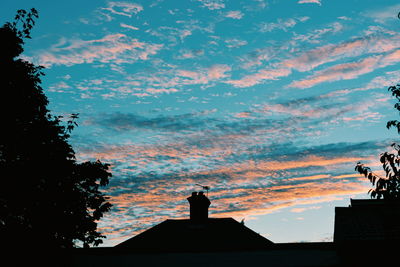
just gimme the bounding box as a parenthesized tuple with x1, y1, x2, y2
(195, 184, 210, 197)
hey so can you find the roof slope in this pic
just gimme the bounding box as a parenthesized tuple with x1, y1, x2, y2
(115, 218, 274, 252)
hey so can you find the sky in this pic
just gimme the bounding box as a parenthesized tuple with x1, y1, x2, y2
(2, 0, 400, 246)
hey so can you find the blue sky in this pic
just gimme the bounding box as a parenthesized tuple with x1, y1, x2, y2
(3, 0, 400, 246)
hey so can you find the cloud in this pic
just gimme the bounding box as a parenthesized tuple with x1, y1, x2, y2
(363, 70, 400, 90)
(260, 102, 345, 119)
(176, 49, 204, 59)
(235, 112, 252, 118)
(101, 2, 144, 18)
(165, 64, 231, 86)
(289, 48, 400, 88)
(75, 100, 389, 246)
(290, 206, 321, 213)
(48, 81, 71, 92)
(207, 64, 231, 79)
(225, 38, 248, 48)
(284, 30, 400, 72)
(145, 88, 179, 95)
(32, 34, 162, 67)
(292, 22, 343, 44)
(88, 64, 232, 97)
(120, 23, 139, 30)
(226, 67, 291, 87)
(259, 17, 309, 33)
(289, 56, 381, 88)
(93, 148, 374, 245)
(298, 0, 321, 5)
(225, 10, 244, 19)
(365, 4, 400, 23)
(220, 30, 400, 89)
(86, 111, 221, 132)
(148, 26, 194, 44)
(197, 0, 225, 10)
(227, 23, 400, 88)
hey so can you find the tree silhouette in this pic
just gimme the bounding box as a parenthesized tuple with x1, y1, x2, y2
(355, 85, 400, 200)
(0, 9, 112, 248)
(355, 13, 400, 200)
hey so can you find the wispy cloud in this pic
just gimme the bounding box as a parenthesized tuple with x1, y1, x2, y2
(120, 23, 139, 30)
(87, 139, 380, 245)
(228, 28, 400, 88)
(29, 0, 400, 247)
(197, 0, 225, 10)
(290, 206, 321, 213)
(365, 4, 400, 23)
(298, 0, 321, 5)
(74, 94, 389, 244)
(101, 2, 143, 18)
(259, 17, 310, 33)
(289, 56, 381, 88)
(292, 22, 343, 44)
(32, 34, 162, 67)
(176, 49, 204, 59)
(225, 10, 244, 19)
(225, 38, 248, 48)
(289, 48, 400, 88)
(226, 67, 291, 87)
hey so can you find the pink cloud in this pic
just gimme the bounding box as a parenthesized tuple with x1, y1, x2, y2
(234, 112, 252, 118)
(225, 10, 244, 19)
(160, 64, 232, 87)
(207, 64, 231, 79)
(283, 39, 365, 72)
(283, 33, 400, 72)
(120, 23, 139, 30)
(342, 112, 382, 122)
(230, 29, 400, 89)
(34, 34, 162, 67)
(226, 67, 291, 87)
(145, 88, 179, 94)
(290, 206, 321, 213)
(289, 48, 400, 88)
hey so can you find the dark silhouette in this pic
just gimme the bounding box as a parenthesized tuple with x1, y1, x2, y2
(0, 9, 112, 249)
(117, 192, 274, 253)
(187, 191, 211, 221)
(355, 85, 400, 199)
(355, 13, 400, 200)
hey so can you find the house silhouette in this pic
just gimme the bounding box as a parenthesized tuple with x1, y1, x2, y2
(68, 195, 400, 267)
(116, 191, 274, 252)
(70, 192, 339, 266)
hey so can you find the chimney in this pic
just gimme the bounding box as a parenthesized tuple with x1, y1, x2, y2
(187, 191, 211, 221)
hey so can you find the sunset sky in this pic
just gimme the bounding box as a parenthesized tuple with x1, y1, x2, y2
(2, 0, 400, 246)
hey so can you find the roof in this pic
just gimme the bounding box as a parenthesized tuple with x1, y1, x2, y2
(115, 218, 274, 252)
(334, 199, 400, 242)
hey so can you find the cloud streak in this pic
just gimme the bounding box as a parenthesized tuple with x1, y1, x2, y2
(229, 29, 400, 88)
(102, 2, 143, 18)
(33, 34, 162, 67)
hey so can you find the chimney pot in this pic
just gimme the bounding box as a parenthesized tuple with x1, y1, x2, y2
(187, 191, 211, 221)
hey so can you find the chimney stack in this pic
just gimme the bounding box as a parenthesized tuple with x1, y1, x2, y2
(187, 191, 211, 221)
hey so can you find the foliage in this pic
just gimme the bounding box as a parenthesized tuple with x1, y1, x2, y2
(355, 85, 400, 200)
(0, 9, 112, 248)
